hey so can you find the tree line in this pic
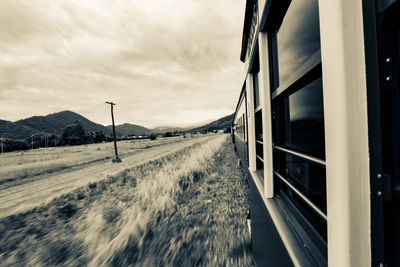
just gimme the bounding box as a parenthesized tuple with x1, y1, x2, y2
(1, 123, 108, 153)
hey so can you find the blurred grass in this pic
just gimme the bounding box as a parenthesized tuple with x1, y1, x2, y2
(125, 139, 253, 266)
(0, 134, 253, 266)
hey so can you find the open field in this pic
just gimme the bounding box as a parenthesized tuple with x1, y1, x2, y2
(0, 135, 216, 217)
(0, 135, 253, 266)
(0, 135, 201, 185)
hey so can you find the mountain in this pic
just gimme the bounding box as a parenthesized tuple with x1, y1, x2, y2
(16, 110, 108, 134)
(0, 111, 109, 139)
(107, 123, 154, 137)
(189, 113, 234, 133)
(0, 119, 39, 139)
(0, 110, 235, 141)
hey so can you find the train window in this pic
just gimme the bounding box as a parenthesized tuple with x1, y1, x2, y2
(241, 115, 245, 140)
(276, 151, 326, 213)
(251, 45, 264, 178)
(276, 0, 321, 89)
(277, 180, 327, 242)
(269, 0, 327, 253)
(234, 95, 247, 142)
(255, 110, 263, 171)
(284, 78, 325, 159)
(254, 74, 260, 109)
(252, 47, 261, 109)
(243, 113, 247, 141)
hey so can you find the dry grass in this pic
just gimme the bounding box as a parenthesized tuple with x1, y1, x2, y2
(0, 136, 198, 184)
(0, 134, 253, 266)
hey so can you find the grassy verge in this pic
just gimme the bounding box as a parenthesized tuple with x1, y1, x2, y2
(0, 135, 199, 184)
(0, 135, 253, 266)
(122, 137, 253, 266)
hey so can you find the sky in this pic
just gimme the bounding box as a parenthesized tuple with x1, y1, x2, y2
(0, 0, 245, 128)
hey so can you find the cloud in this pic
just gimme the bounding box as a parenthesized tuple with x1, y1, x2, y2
(0, 0, 245, 128)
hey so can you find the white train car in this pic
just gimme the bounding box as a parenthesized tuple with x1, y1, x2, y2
(232, 0, 400, 266)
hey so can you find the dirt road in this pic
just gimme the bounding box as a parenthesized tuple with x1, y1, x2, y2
(0, 136, 213, 218)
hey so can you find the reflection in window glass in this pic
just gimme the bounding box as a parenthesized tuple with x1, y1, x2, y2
(280, 152, 326, 213)
(243, 114, 246, 141)
(255, 110, 263, 142)
(255, 110, 263, 170)
(254, 74, 260, 108)
(284, 78, 325, 159)
(277, 180, 327, 241)
(271, 0, 326, 247)
(277, 0, 321, 87)
(272, 78, 326, 241)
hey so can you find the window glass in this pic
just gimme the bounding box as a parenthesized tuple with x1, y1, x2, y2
(256, 152, 264, 170)
(255, 110, 263, 142)
(242, 115, 245, 140)
(254, 74, 260, 108)
(256, 142, 264, 158)
(255, 110, 264, 170)
(270, 0, 326, 249)
(277, 180, 327, 241)
(277, 0, 321, 87)
(284, 78, 325, 159)
(272, 79, 326, 243)
(276, 151, 326, 213)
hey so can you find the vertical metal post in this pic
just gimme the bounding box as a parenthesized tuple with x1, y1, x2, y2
(110, 104, 118, 159)
(105, 101, 121, 163)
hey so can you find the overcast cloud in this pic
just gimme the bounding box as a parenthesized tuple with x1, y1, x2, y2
(0, 0, 245, 128)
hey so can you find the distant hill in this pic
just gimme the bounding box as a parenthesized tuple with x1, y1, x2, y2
(0, 110, 235, 141)
(152, 126, 188, 133)
(15, 110, 108, 134)
(189, 113, 234, 133)
(0, 111, 109, 139)
(107, 123, 154, 137)
(0, 119, 39, 139)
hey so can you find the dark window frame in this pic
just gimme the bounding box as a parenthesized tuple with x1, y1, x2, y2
(365, 2, 400, 266)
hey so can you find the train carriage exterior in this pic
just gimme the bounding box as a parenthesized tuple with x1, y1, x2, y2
(232, 0, 400, 266)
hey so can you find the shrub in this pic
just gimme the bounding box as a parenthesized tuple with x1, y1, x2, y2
(62, 124, 86, 146)
(163, 132, 172, 138)
(1, 138, 29, 152)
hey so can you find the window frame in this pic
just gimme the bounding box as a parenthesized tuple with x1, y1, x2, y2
(265, 0, 327, 260)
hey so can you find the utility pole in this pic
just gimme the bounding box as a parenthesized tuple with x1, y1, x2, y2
(105, 101, 121, 163)
(31, 135, 34, 150)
